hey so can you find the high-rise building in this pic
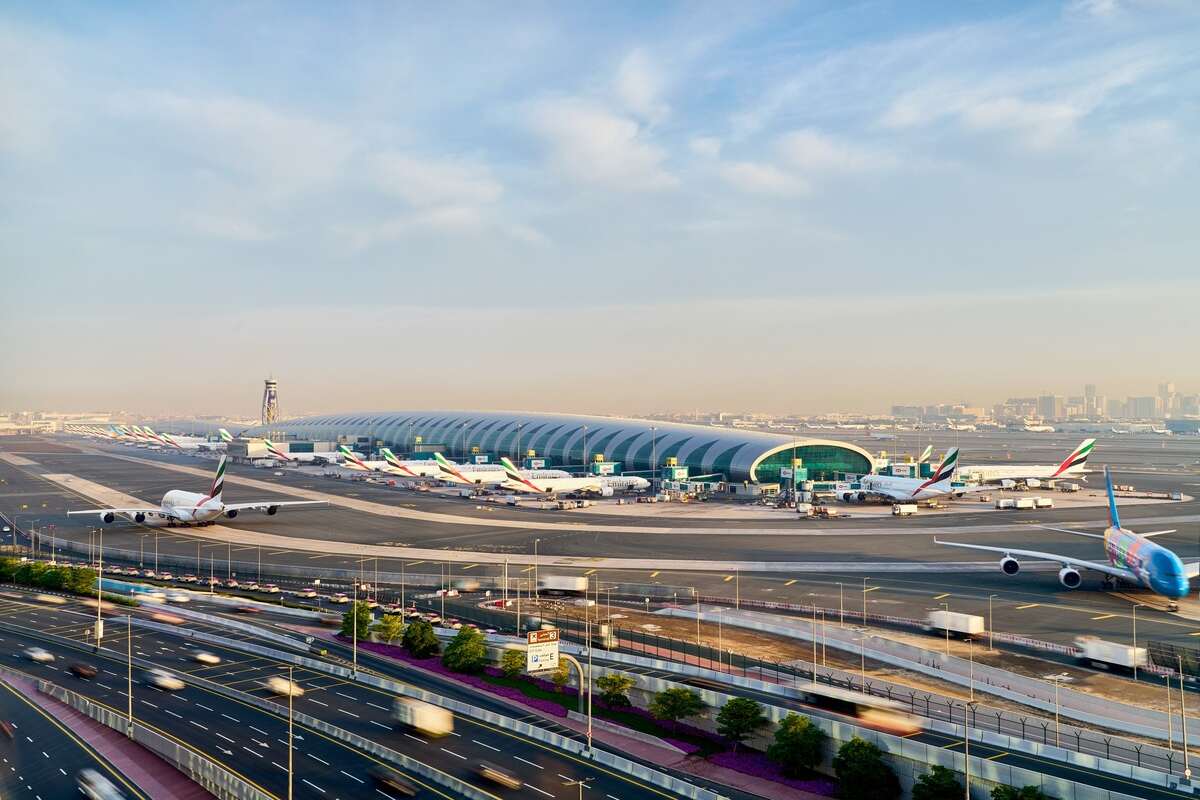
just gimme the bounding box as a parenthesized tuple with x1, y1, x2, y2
(1128, 396, 1161, 419)
(261, 378, 279, 426)
(1037, 395, 1065, 420)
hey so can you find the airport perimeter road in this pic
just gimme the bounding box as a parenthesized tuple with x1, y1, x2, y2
(0, 597, 728, 800)
(0, 678, 149, 799)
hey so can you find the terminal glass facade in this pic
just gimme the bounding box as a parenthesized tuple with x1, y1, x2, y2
(754, 445, 872, 483)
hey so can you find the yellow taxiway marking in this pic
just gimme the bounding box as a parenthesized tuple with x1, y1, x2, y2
(584, 569, 598, 576)
(1091, 614, 1117, 621)
(863, 586, 881, 594)
(723, 575, 734, 582)
(1187, 631, 1200, 637)
(649, 571, 661, 578)
(784, 579, 797, 586)
(521, 566, 536, 573)
(268, 549, 290, 555)
(933, 592, 950, 600)
(986, 752, 1009, 761)
(407, 561, 427, 567)
(460, 564, 479, 571)
(1016, 603, 1040, 610)
(307, 554, 338, 560)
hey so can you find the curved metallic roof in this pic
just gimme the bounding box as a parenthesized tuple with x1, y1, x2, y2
(247, 411, 872, 483)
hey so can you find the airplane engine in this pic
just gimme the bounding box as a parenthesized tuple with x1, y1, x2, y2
(133, 512, 146, 523)
(857, 492, 867, 502)
(225, 509, 238, 519)
(266, 505, 279, 515)
(100, 512, 114, 524)
(1058, 567, 1082, 589)
(1000, 557, 1020, 575)
(840, 493, 855, 503)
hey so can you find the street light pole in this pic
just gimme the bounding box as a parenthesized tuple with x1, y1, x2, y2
(534, 538, 540, 602)
(95, 529, 103, 651)
(940, 602, 950, 656)
(288, 665, 294, 800)
(1180, 655, 1191, 782)
(1133, 604, 1142, 681)
(126, 614, 133, 738)
(988, 594, 997, 653)
(964, 700, 978, 800)
(352, 579, 358, 677)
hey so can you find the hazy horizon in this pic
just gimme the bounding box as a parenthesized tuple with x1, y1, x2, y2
(2, 2, 1196, 416)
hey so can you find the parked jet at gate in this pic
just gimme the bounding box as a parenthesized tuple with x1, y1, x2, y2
(498, 457, 650, 495)
(841, 449, 964, 503)
(935, 467, 1193, 604)
(431, 452, 569, 485)
(958, 439, 1095, 486)
(67, 455, 325, 526)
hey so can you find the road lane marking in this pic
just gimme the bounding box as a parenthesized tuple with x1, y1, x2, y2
(1016, 603, 1040, 610)
(440, 747, 466, 760)
(986, 752, 1009, 761)
(341, 770, 364, 783)
(1091, 614, 1117, 621)
(307, 753, 329, 765)
(473, 739, 500, 751)
(302, 778, 326, 794)
(933, 593, 950, 600)
(514, 756, 542, 769)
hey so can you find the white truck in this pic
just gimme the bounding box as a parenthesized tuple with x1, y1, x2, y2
(892, 504, 918, 517)
(1058, 482, 1082, 493)
(537, 575, 589, 595)
(393, 697, 454, 736)
(1074, 636, 1148, 671)
(926, 610, 985, 639)
(995, 498, 1017, 510)
(1015, 497, 1036, 510)
(1034, 497, 1054, 509)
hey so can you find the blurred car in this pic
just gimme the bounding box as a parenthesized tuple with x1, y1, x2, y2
(329, 593, 349, 604)
(369, 766, 417, 796)
(165, 592, 190, 603)
(145, 669, 184, 691)
(76, 768, 126, 800)
(295, 586, 318, 598)
(475, 761, 522, 789)
(24, 647, 54, 663)
(243, 582, 261, 591)
(224, 579, 240, 588)
(150, 612, 185, 625)
(180, 574, 199, 583)
(260, 583, 281, 594)
(235, 605, 261, 614)
(141, 570, 157, 579)
(33, 594, 67, 605)
(264, 676, 304, 697)
(158, 572, 173, 581)
(191, 651, 221, 665)
(70, 662, 98, 679)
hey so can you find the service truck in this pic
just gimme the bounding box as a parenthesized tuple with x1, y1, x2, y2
(1015, 497, 1036, 510)
(537, 575, 589, 595)
(1034, 497, 1054, 509)
(891, 504, 918, 517)
(1074, 636, 1148, 672)
(926, 610, 985, 639)
(393, 697, 454, 736)
(995, 498, 1016, 510)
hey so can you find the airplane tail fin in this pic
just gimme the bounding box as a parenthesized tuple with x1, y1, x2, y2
(218, 428, 233, 443)
(210, 455, 227, 502)
(1105, 465, 1121, 529)
(498, 456, 522, 480)
(379, 447, 397, 465)
(1052, 438, 1096, 477)
(918, 444, 933, 464)
(931, 447, 959, 483)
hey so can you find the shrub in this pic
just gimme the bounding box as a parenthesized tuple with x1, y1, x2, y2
(499, 648, 526, 678)
(340, 601, 373, 639)
(716, 697, 767, 751)
(832, 737, 899, 800)
(912, 766, 962, 800)
(402, 619, 440, 658)
(596, 673, 636, 707)
(374, 614, 405, 644)
(767, 713, 826, 776)
(551, 660, 571, 692)
(442, 627, 488, 673)
(991, 786, 1054, 800)
(648, 687, 705, 731)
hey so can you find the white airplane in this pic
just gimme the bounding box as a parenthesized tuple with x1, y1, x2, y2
(67, 455, 325, 526)
(1023, 421, 1055, 433)
(261, 439, 341, 465)
(958, 439, 1095, 486)
(336, 445, 391, 472)
(498, 457, 650, 496)
(839, 448, 964, 503)
(935, 467, 1193, 603)
(431, 452, 570, 485)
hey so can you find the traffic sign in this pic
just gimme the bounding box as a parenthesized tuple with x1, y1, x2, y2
(527, 628, 560, 673)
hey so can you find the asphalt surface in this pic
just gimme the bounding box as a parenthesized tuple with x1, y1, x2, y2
(0, 592, 724, 800)
(0, 674, 149, 800)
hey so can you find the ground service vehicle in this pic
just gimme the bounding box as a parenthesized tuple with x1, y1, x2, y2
(926, 610, 985, 638)
(537, 575, 588, 594)
(393, 697, 454, 736)
(1075, 636, 1148, 671)
(891, 504, 917, 516)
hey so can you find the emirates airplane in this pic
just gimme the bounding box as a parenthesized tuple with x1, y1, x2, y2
(498, 457, 650, 495)
(67, 455, 325, 525)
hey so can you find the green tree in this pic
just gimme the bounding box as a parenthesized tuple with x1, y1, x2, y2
(499, 648, 526, 678)
(374, 614, 405, 645)
(648, 687, 705, 731)
(551, 660, 572, 692)
(340, 601, 373, 639)
(832, 737, 900, 800)
(402, 619, 441, 658)
(912, 766, 962, 800)
(716, 697, 767, 751)
(767, 713, 826, 777)
(65, 566, 97, 595)
(596, 673, 636, 708)
(991, 786, 1054, 800)
(442, 626, 488, 673)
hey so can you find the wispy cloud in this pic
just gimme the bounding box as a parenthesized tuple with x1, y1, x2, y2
(718, 161, 807, 195)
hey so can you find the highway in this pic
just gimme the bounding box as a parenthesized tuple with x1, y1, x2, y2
(0, 593, 729, 800)
(0, 675, 149, 800)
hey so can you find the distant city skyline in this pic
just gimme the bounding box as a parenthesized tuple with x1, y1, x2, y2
(2, 2, 1196, 414)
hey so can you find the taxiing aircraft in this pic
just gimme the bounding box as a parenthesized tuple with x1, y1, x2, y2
(935, 466, 1192, 602)
(67, 455, 325, 526)
(841, 448, 963, 503)
(958, 439, 1095, 486)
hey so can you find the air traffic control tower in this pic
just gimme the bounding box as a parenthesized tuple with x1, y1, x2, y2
(261, 378, 279, 426)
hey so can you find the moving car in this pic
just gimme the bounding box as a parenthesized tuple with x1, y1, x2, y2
(70, 662, 98, 679)
(77, 768, 126, 800)
(24, 647, 54, 663)
(191, 650, 221, 665)
(369, 766, 417, 796)
(261, 583, 280, 594)
(264, 676, 304, 697)
(476, 761, 522, 789)
(145, 669, 184, 691)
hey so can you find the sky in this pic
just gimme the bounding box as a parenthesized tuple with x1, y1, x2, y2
(1, 0, 1197, 417)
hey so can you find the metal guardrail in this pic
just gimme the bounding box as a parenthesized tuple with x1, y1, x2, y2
(37, 679, 273, 800)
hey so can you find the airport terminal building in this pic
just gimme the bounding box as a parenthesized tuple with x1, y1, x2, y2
(246, 411, 872, 484)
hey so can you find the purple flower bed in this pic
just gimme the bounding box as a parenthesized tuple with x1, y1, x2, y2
(709, 750, 837, 796)
(352, 639, 570, 718)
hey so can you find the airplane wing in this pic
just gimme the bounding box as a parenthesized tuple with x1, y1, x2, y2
(221, 500, 327, 513)
(1035, 525, 1105, 539)
(67, 507, 160, 517)
(933, 539, 1138, 582)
